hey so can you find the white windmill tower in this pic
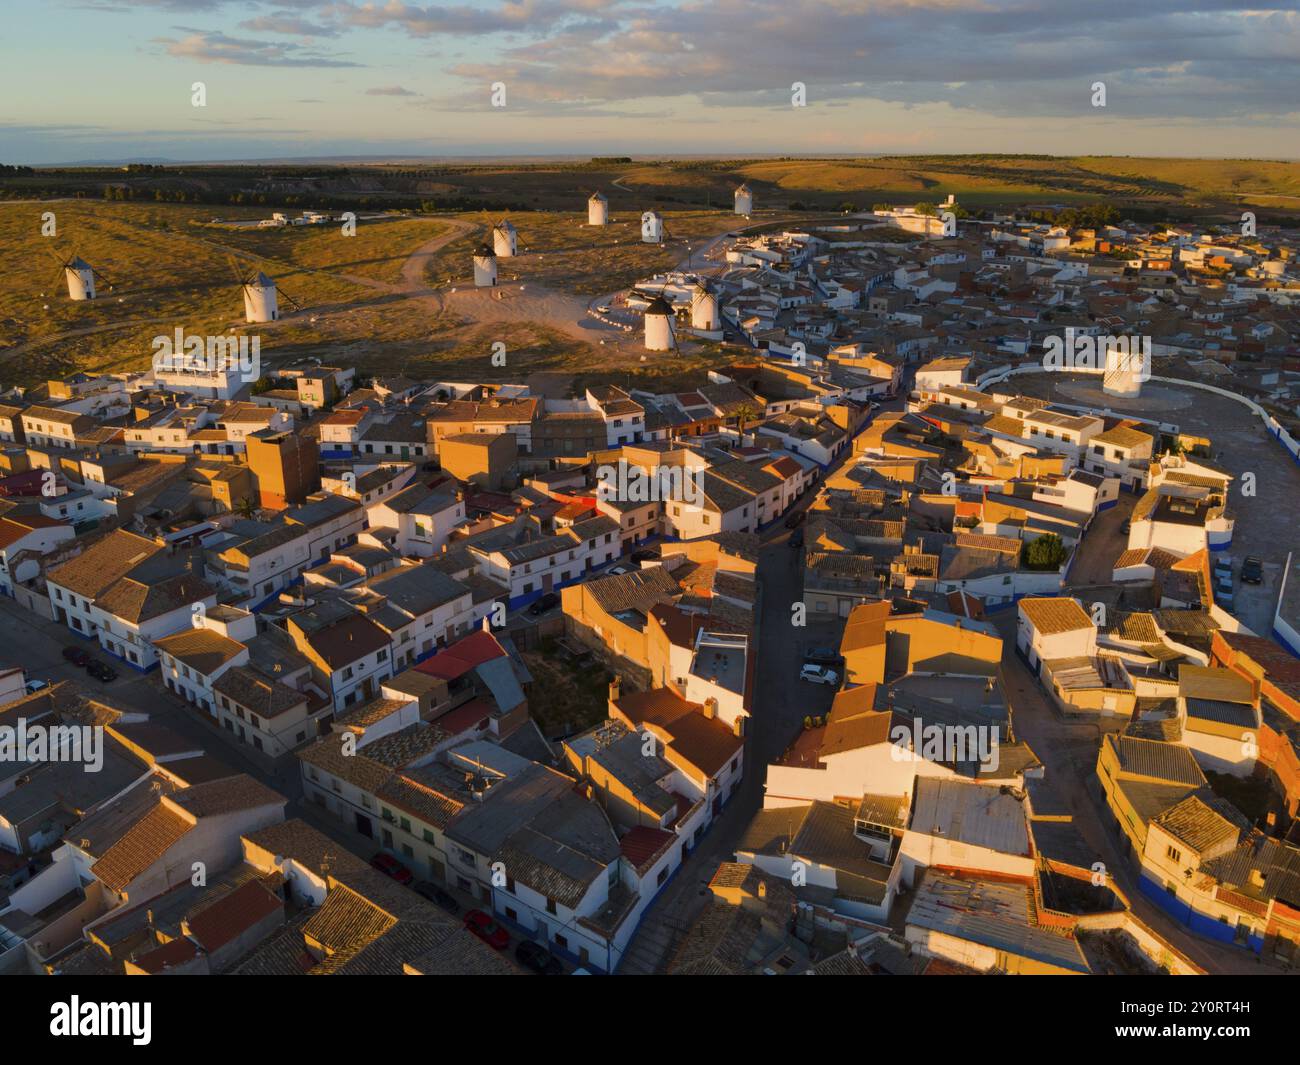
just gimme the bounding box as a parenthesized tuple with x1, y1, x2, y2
(472, 243, 498, 287)
(1102, 339, 1147, 399)
(588, 191, 608, 226)
(643, 294, 675, 352)
(64, 256, 97, 300)
(45, 249, 111, 301)
(734, 183, 753, 217)
(242, 271, 280, 323)
(690, 281, 719, 332)
(491, 217, 520, 257)
(641, 210, 665, 245)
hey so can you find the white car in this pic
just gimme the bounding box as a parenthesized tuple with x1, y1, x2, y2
(800, 664, 839, 686)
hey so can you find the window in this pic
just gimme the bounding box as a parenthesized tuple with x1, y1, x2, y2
(546, 897, 557, 915)
(554, 933, 567, 950)
(1166, 845, 1182, 864)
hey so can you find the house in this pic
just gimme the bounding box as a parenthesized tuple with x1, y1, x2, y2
(1017, 597, 1095, 673)
(364, 482, 465, 558)
(905, 870, 1090, 974)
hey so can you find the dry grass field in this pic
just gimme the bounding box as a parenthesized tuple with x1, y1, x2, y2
(4, 154, 1296, 393)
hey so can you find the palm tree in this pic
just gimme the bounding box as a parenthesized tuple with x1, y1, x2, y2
(235, 496, 257, 520)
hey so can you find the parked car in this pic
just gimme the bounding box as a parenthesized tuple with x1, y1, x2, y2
(86, 660, 117, 683)
(784, 509, 807, 529)
(464, 909, 509, 950)
(414, 881, 459, 913)
(62, 645, 90, 667)
(24, 678, 49, 694)
(1241, 557, 1265, 585)
(527, 592, 561, 617)
(607, 565, 631, 576)
(1213, 555, 1233, 580)
(799, 663, 839, 686)
(1120, 519, 1131, 535)
(515, 940, 563, 975)
(369, 852, 414, 885)
(788, 529, 804, 549)
(629, 549, 658, 565)
(803, 647, 842, 666)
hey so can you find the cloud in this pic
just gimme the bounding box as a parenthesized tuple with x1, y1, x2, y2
(412, 1, 1300, 124)
(239, 15, 342, 38)
(365, 85, 420, 95)
(154, 28, 363, 66)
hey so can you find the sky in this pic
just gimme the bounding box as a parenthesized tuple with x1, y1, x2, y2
(2, 0, 1299, 164)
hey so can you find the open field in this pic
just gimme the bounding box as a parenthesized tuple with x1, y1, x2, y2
(0, 201, 428, 380)
(422, 209, 740, 295)
(0, 197, 743, 393)
(4, 154, 1298, 393)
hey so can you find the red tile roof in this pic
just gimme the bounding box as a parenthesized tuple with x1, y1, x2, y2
(414, 629, 506, 681)
(620, 826, 676, 875)
(187, 879, 282, 952)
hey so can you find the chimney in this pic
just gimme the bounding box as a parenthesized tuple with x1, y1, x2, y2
(609, 675, 622, 703)
(703, 697, 717, 720)
(756, 880, 767, 900)
(1248, 868, 1266, 890)
(733, 715, 745, 738)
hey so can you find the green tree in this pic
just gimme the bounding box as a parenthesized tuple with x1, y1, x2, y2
(1023, 533, 1067, 571)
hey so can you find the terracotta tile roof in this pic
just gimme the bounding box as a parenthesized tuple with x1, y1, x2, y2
(186, 878, 283, 952)
(212, 665, 306, 719)
(302, 882, 396, 953)
(169, 774, 285, 819)
(96, 571, 214, 625)
(1020, 597, 1092, 635)
(47, 529, 162, 599)
(132, 937, 199, 973)
(154, 627, 245, 675)
(92, 803, 194, 893)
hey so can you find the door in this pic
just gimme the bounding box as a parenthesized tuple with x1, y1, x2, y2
(355, 813, 373, 838)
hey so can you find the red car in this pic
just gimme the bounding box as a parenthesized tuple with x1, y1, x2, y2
(464, 909, 509, 950)
(62, 645, 91, 667)
(369, 852, 413, 885)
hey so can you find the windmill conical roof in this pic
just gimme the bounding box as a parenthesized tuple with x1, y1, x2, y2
(645, 295, 673, 315)
(247, 272, 275, 287)
(68, 256, 91, 270)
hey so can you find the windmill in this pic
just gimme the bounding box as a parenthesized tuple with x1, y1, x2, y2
(472, 243, 498, 287)
(585, 189, 609, 226)
(483, 212, 525, 257)
(641, 283, 679, 353)
(641, 210, 666, 245)
(226, 254, 300, 323)
(45, 246, 112, 301)
(734, 183, 753, 217)
(689, 279, 719, 332)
